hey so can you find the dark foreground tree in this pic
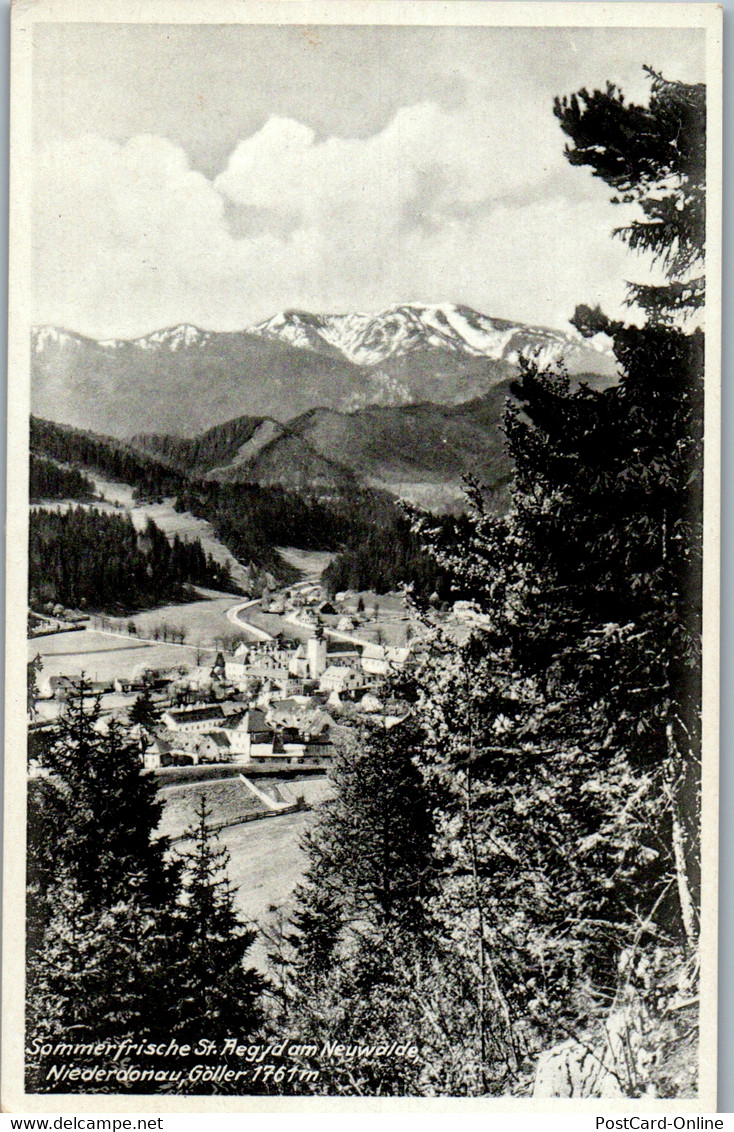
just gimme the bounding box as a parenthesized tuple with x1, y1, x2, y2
(409, 67, 705, 1094)
(554, 67, 706, 321)
(164, 797, 264, 1046)
(36, 681, 174, 912)
(281, 718, 449, 1094)
(26, 688, 265, 1094)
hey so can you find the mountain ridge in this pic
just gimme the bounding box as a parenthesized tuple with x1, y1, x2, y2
(132, 385, 518, 513)
(31, 301, 617, 439)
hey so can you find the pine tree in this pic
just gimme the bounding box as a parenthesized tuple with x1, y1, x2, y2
(408, 67, 706, 1093)
(128, 685, 159, 736)
(554, 67, 705, 321)
(164, 796, 264, 1044)
(40, 680, 174, 910)
(281, 718, 444, 1094)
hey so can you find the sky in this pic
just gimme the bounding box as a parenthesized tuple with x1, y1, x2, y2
(32, 22, 706, 339)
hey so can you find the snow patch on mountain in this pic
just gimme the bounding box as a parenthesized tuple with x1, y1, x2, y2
(137, 324, 207, 351)
(248, 302, 615, 373)
(32, 327, 79, 354)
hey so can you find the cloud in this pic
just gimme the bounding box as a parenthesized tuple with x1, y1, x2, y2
(33, 98, 641, 339)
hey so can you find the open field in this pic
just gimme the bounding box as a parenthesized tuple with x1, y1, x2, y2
(29, 629, 202, 683)
(157, 773, 331, 840)
(157, 777, 263, 840)
(119, 588, 245, 648)
(159, 773, 333, 969)
(276, 546, 334, 580)
(40, 473, 252, 590)
(217, 807, 322, 969)
(371, 479, 467, 513)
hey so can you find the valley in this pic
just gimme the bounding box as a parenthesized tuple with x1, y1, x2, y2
(28, 465, 424, 947)
(26, 302, 621, 1024)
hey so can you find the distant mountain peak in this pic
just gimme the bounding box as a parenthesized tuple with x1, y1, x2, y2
(249, 301, 615, 371)
(32, 326, 84, 353)
(31, 302, 617, 438)
(135, 324, 208, 351)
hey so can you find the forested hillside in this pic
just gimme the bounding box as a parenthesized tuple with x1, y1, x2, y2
(176, 481, 455, 597)
(30, 408, 456, 596)
(30, 416, 186, 501)
(322, 510, 454, 599)
(29, 454, 95, 503)
(29, 508, 232, 612)
(280, 68, 706, 1096)
(132, 414, 278, 475)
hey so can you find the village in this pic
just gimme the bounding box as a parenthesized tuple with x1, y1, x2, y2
(28, 578, 415, 777)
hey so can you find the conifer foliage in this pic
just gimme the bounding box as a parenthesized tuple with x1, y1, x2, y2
(283, 68, 706, 1097)
(554, 67, 706, 321)
(26, 684, 264, 1094)
(282, 720, 444, 1094)
(29, 508, 231, 612)
(409, 67, 706, 1089)
(166, 797, 264, 1045)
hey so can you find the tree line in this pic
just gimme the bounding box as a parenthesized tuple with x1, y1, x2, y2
(29, 454, 96, 503)
(31, 412, 450, 597)
(322, 510, 454, 600)
(29, 507, 234, 612)
(30, 416, 186, 501)
(177, 480, 456, 598)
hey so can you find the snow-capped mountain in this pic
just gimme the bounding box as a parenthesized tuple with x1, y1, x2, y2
(250, 302, 615, 373)
(32, 326, 88, 354)
(98, 324, 211, 352)
(30, 303, 617, 438)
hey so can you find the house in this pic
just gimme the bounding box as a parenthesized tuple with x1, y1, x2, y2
(143, 735, 172, 770)
(160, 704, 227, 733)
(197, 732, 233, 763)
(360, 642, 389, 677)
(266, 702, 333, 746)
(326, 644, 361, 669)
(302, 709, 334, 743)
(288, 643, 309, 679)
(223, 661, 250, 686)
(142, 734, 198, 770)
(40, 675, 76, 701)
(224, 708, 275, 760)
(362, 642, 386, 660)
(336, 616, 355, 633)
(319, 665, 364, 694)
(252, 671, 304, 699)
(154, 728, 201, 755)
(169, 666, 212, 695)
(220, 701, 247, 720)
(361, 656, 390, 677)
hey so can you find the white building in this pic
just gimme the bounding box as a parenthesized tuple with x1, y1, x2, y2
(319, 665, 364, 694)
(160, 704, 228, 733)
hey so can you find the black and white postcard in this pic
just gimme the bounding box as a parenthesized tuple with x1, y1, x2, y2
(2, 0, 722, 1112)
